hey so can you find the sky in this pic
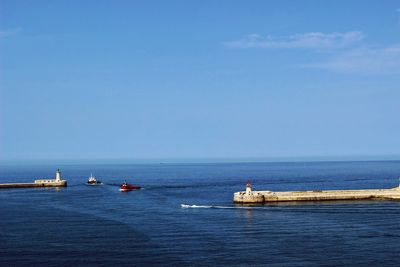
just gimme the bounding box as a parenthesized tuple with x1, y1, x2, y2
(0, 0, 400, 162)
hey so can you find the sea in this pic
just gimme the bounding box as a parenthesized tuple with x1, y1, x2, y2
(1, 160, 400, 266)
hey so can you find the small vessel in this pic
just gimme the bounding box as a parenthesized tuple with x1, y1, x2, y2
(119, 180, 141, 191)
(87, 173, 102, 185)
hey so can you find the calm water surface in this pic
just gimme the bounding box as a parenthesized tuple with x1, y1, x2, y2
(1, 161, 400, 266)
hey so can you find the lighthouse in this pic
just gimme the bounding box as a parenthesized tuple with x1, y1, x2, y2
(55, 169, 62, 182)
(246, 180, 252, 195)
(34, 169, 67, 187)
(233, 180, 265, 203)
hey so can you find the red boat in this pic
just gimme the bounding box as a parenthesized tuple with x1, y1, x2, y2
(119, 181, 141, 192)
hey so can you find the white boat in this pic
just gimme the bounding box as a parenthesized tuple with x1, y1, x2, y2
(87, 173, 102, 185)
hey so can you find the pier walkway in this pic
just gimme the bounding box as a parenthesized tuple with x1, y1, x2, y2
(234, 181, 400, 203)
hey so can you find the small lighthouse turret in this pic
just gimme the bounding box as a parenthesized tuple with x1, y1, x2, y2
(55, 169, 61, 181)
(34, 169, 67, 187)
(233, 180, 264, 203)
(246, 180, 252, 195)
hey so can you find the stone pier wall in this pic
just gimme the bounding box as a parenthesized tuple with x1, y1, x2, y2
(234, 187, 400, 203)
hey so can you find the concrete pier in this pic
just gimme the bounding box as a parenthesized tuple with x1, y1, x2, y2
(234, 181, 400, 203)
(0, 182, 66, 189)
(0, 169, 67, 189)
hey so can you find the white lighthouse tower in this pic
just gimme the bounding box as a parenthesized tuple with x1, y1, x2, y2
(246, 180, 253, 196)
(34, 169, 67, 187)
(233, 180, 265, 203)
(55, 169, 62, 182)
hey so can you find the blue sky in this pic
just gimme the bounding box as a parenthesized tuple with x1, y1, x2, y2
(1, 0, 400, 161)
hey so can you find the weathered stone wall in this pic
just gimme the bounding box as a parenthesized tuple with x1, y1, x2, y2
(0, 180, 67, 189)
(234, 186, 400, 203)
(234, 191, 265, 203)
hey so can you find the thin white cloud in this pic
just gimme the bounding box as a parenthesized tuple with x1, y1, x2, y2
(224, 31, 364, 49)
(0, 28, 22, 38)
(305, 45, 400, 74)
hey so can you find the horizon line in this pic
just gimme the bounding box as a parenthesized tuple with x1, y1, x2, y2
(1, 155, 400, 165)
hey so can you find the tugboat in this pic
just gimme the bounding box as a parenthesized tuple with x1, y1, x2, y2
(119, 180, 141, 192)
(87, 173, 102, 185)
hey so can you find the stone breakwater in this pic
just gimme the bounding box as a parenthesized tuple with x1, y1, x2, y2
(0, 181, 67, 189)
(0, 169, 67, 189)
(234, 182, 400, 203)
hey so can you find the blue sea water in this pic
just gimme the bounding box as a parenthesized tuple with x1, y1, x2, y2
(1, 161, 400, 266)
